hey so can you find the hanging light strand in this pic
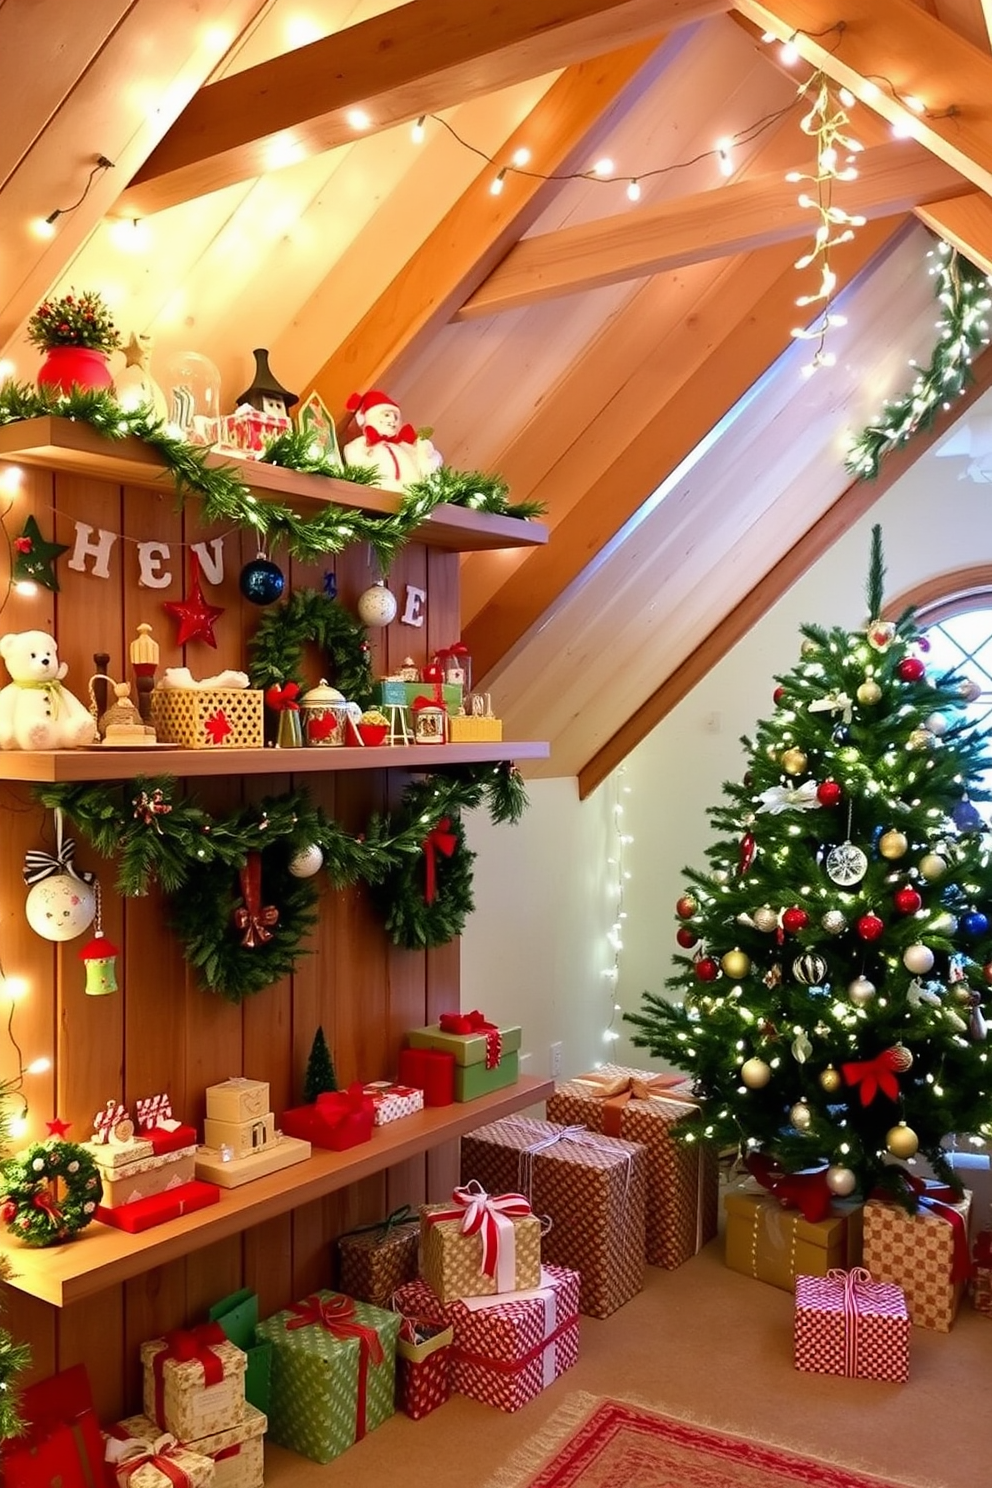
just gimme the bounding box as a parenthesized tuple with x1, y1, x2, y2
(600, 767, 633, 1059)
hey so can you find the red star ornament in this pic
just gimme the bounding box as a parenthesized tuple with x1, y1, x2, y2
(45, 1116, 72, 1138)
(163, 551, 224, 647)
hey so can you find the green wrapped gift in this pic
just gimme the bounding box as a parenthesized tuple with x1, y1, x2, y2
(255, 1289, 399, 1464)
(374, 681, 462, 715)
(208, 1287, 272, 1416)
(455, 1050, 519, 1101)
(408, 1021, 522, 1067)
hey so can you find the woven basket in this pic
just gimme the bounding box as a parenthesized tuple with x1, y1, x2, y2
(150, 688, 264, 749)
(448, 715, 503, 743)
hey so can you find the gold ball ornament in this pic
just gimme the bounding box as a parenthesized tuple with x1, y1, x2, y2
(857, 680, 882, 705)
(753, 906, 779, 933)
(919, 853, 948, 882)
(886, 1123, 919, 1159)
(819, 1065, 842, 1094)
(740, 1057, 772, 1089)
(721, 948, 751, 980)
(878, 830, 908, 860)
(801, 639, 819, 659)
(790, 1101, 812, 1130)
(907, 727, 935, 752)
(781, 747, 808, 776)
(826, 1165, 857, 1196)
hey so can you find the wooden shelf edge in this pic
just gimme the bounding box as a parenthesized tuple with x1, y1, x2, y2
(0, 741, 550, 782)
(0, 417, 547, 552)
(0, 1077, 554, 1307)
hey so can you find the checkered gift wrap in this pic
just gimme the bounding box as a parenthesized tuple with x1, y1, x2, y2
(724, 1187, 864, 1292)
(863, 1192, 971, 1332)
(104, 1419, 215, 1488)
(140, 1330, 247, 1442)
(794, 1268, 910, 1381)
(395, 1323, 454, 1420)
(971, 1232, 992, 1317)
(547, 1066, 718, 1269)
(361, 1081, 425, 1125)
(421, 1184, 542, 1303)
(255, 1290, 399, 1463)
(460, 1116, 647, 1318)
(336, 1209, 421, 1308)
(393, 1264, 580, 1413)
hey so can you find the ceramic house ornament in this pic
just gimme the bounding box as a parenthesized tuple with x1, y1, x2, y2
(236, 348, 297, 417)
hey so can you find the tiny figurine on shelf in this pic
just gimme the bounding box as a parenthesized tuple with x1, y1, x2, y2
(342, 389, 442, 492)
(217, 349, 296, 457)
(87, 673, 158, 746)
(265, 681, 304, 748)
(114, 331, 169, 420)
(298, 679, 347, 746)
(129, 622, 160, 724)
(0, 632, 98, 750)
(304, 1026, 338, 1103)
(411, 695, 447, 745)
(296, 389, 341, 463)
(79, 883, 119, 994)
(397, 657, 421, 682)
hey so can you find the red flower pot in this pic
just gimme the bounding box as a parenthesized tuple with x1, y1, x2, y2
(37, 346, 114, 396)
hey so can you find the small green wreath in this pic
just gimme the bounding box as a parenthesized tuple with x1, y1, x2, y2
(249, 589, 374, 704)
(373, 810, 476, 948)
(0, 1140, 103, 1246)
(169, 838, 320, 1001)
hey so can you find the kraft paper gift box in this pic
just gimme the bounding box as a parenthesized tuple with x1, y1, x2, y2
(86, 1143, 196, 1207)
(547, 1065, 719, 1269)
(863, 1189, 972, 1332)
(280, 1085, 375, 1150)
(115, 1406, 267, 1488)
(460, 1116, 648, 1318)
(794, 1268, 911, 1381)
(141, 1327, 247, 1442)
(202, 1112, 276, 1159)
(207, 1290, 273, 1416)
(724, 1186, 864, 1291)
(395, 1321, 454, 1420)
(1, 1364, 105, 1488)
(255, 1290, 399, 1464)
(204, 1079, 270, 1125)
(393, 1263, 580, 1413)
(361, 1080, 425, 1125)
(971, 1231, 992, 1316)
(104, 1419, 215, 1488)
(336, 1207, 421, 1308)
(421, 1182, 543, 1303)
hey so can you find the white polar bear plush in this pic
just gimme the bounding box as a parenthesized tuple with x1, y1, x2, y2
(0, 631, 98, 750)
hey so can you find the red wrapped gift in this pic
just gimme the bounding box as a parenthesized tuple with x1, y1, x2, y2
(144, 1124, 198, 1157)
(97, 1180, 220, 1233)
(971, 1230, 992, 1316)
(794, 1268, 910, 1381)
(1, 1364, 105, 1488)
(280, 1084, 374, 1151)
(398, 1047, 454, 1107)
(395, 1320, 453, 1420)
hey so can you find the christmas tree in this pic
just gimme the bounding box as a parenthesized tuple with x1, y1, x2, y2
(626, 528, 992, 1206)
(303, 1025, 337, 1103)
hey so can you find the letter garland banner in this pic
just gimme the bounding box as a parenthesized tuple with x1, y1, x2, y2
(0, 384, 544, 572)
(248, 588, 374, 702)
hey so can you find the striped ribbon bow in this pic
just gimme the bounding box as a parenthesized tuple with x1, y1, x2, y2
(23, 807, 94, 886)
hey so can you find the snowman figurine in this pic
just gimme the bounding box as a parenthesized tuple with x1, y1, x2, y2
(342, 389, 441, 492)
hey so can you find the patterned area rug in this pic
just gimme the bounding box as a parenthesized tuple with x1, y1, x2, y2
(485, 1394, 917, 1488)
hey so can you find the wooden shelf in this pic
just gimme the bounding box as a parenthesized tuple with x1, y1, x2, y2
(0, 1076, 553, 1307)
(0, 417, 548, 553)
(0, 740, 550, 782)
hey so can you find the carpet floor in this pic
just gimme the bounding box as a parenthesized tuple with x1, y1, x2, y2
(264, 1232, 991, 1488)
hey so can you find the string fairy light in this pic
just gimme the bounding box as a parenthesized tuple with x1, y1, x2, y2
(0, 960, 49, 1139)
(598, 766, 633, 1062)
(31, 155, 114, 240)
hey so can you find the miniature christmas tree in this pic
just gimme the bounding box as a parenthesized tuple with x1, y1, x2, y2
(626, 527, 992, 1207)
(303, 1025, 337, 1103)
(0, 1102, 31, 1439)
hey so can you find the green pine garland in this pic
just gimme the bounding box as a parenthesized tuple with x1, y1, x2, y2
(373, 806, 475, 949)
(248, 589, 374, 702)
(846, 243, 992, 481)
(0, 383, 544, 570)
(0, 1140, 103, 1247)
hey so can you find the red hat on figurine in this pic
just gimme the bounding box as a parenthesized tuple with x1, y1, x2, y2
(346, 389, 399, 427)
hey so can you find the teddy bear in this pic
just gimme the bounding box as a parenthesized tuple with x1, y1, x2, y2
(0, 631, 98, 750)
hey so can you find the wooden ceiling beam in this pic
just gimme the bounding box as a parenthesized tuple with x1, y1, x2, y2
(578, 336, 992, 797)
(916, 190, 992, 272)
(121, 0, 726, 216)
(462, 215, 902, 681)
(298, 42, 662, 420)
(458, 141, 964, 317)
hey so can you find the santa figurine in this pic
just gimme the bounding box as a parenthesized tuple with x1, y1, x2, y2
(342, 389, 441, 492)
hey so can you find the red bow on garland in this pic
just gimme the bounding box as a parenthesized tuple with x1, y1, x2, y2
(745, 1151, 834, 1223)
(364, 424, 416, 446)
(264, 681, 301, 712)
(841, 1048, 904, 1105)
(31, 1187, 64, 1229)
(233, 851, 279, 948)
(421, 818, 457, 905)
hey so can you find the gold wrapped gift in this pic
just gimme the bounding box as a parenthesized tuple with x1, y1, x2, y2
(724, 1186, 863, 1292)
(421, 1182, 542, 1304)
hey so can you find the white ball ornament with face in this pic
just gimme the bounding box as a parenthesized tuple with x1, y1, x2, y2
(25, 873, 96, 942)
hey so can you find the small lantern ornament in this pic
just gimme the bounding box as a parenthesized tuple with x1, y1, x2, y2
(299, 679, 348, 746)
(79, 928, 119, 996)
(412, 694, 447, 745)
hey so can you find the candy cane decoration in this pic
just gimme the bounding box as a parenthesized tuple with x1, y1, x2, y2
(136, 1094, 170, 1130)
(92, 1099, 126, 1143)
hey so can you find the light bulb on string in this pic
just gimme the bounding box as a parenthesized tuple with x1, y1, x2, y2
(490, 168, 507, 196)
(411, 116, 426, 144)
(626, 179, 641, 202)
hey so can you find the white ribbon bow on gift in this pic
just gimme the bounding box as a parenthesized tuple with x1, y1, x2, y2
(808, 690, 853, 724)
(436, 1179, 532, 1292)
(105, 1429, 183, 1468)
(756, 780, 822, 815)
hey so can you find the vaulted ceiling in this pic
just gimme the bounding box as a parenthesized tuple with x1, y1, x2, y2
(4, 0, 992, 792)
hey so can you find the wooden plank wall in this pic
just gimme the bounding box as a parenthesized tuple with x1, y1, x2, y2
(0, 459, 462, 1420)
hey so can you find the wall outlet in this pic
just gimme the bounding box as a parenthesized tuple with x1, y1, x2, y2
(550, 1041, 564, 1078)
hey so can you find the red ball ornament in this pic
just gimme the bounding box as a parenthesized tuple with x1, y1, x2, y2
(816, 780, 843, 807)
(897, 657, 925, 682)
(773, 685, 785, 704)
(983, 963, 992, 987)
(781, 907, 809, 934)
(894, 887, 922, 915)
(857, 913, 885, 941)
(695, 957, 719, 982)
(676, 895, 698, 920)
(676, 927, 699, 949)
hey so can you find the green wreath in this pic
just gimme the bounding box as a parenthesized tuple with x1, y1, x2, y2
(0, 1140, 103, 1246)
(373, 810, 476, 948)
(169, 836, 320, 1001)
(249, 588, 374, 704)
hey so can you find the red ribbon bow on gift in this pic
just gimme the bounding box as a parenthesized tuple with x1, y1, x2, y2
(426, 1181, 532, 1285)
(874, 1173, 973, 1283)
(439, 1009, 502, 1068)
(109, 1428, 192, 1488)
(420, 818, 457, 905)
(841, 1047, 904, 1105)
(233, 851, 279, 948)
(315, 1084, 371, 1128)
(285, 1292, 385, 1440)
(152, 1322, 227, 1429)
(746, 1152, 834, 1223)
(264, 681, 300, 712)
(365, 423, 416, 446)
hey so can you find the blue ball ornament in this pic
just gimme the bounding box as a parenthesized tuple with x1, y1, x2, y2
(961, 910, 990, 939)
(239, 556, 285, 606)
(953, 796, 984, 832)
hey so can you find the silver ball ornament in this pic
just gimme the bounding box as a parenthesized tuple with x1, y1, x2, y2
(848, 975, 876, 1006)
(924, 712, 949, 737)
(740, 1057, 772, 1089)
(903, 943, 935, 975)
(753, 906, 779, 933)
(826, 1165, 857, 1196)
(930, 911, 958, 936)
(958, 677, 982, 702)
(821, 909, 847, 935)
(793, 952, 828, 986)
(288, 844, 324, 879)
(789, 1101, 812, 1130)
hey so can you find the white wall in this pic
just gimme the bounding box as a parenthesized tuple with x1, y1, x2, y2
(461, 417, 992, 1077)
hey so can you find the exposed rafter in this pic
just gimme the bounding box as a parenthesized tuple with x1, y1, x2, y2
(916, 190, 992, 272)
(121, 0, 727, 216)
(458, 141, 964, 317)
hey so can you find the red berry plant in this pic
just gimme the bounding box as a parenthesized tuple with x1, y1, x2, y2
(26, 288, 122, 353)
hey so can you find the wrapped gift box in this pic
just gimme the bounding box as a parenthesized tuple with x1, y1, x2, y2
(195, 1135, 310, 1188)
(1, 1364, 105, 1488)
(863, 1191, 971, 1332)
(374, 680, 462, 716)
(972, 1231, 992, 1317)
(255, 1290, 399, 1464)
(202, 1113, 276, 1159)
(461, 1116, 648, 1318)
(208, 1290, 273, 1415)
(144, 1124, 199, 1157)
(336, 1209, 421, 1308)
(280, 1086, 374, 1150)
(83, 1135, 153, 1168)
(361, 1080, 425, 1125)
(150, 689, 264, 750)
(217, 408, 292, 457)
(205, 1079, 270, 1124)
(97, 1178, 220, 1232)
(455, 1051, 518, 1102)
(141, 1327, 247, 1441)
(421, 1185, 542, 1303)
(105, 1418, 215, 1488)
(724, 1187, 863, 1292)
(90, 1145, 196, 1208)
(794, 1269, 910, 1381)
(393, 1264, 580, 1413)
(547, 1066, 718, 1269)
(407, 1020, 521, 1068)
(447, 715, 502, 743)
(396, 1322, 453, 1420)
(398, 1046, 454, 1106)
(183, 1403, 266, 1488)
